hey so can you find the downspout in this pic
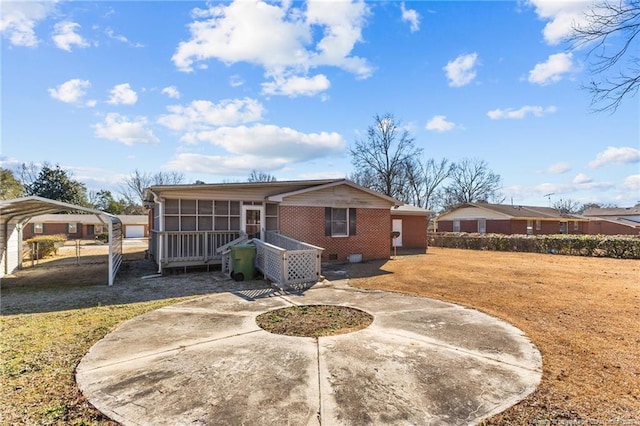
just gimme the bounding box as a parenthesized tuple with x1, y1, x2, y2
(150, 189, 164, 274)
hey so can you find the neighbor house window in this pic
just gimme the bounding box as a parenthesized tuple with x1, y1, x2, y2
(527, 220, 533, 235)
(68, 223, 78, 233)
(535, 220, 541, 231)
(94, 224, 106, 234)
(477, 219, 486, 234)
(453, 220, 460, 232)
(34, 223, 43, 234)
(325, 207, 356, 237)
(573, 221, 579, 231)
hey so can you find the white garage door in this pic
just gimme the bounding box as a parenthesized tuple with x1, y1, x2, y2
(125, 225, 145, 238)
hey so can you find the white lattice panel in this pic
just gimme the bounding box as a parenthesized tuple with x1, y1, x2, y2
(285, 250, 318, 284)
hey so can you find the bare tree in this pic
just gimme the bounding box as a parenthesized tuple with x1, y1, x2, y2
(247, 170, 277, 182)
(441, 158, 503, 210)
(571, 0, 640, 111)
(120, 169, 185, 205)
(553, 198, 583, 214)
(350, 113, 422, 200)
(405, 158, 453, 210)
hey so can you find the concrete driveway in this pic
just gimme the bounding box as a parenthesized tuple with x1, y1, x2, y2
(76, 280, 542, 425)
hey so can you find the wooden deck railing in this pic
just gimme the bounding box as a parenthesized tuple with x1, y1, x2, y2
(155, 230, 242, 264)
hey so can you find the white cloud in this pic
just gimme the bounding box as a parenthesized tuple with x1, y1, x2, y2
(94, 113, 159, 145)
(230, 75, 245, 87)
(528, 52, 574, 85)
(623, 174, 640, 190)
(487, 105, 557, 120)
(540, 162, 571, 174)
(425, 115, 456, 132)
(588, 146, 640, 168)
(161, 86, 181, 99)
(0, 1, 55, 47)
(183, 124, 345, 158)
(158, 98, 264, 131)
(573, 173, 592, 184)
(400, 2, 420, 32)
(171, 0, 371, 97)
(443, 53, 478, 87)
(164, 124, 345, 175)
(527, 0, 594, 45)
(107, 83, 138, 105)
(262, 74, 330, 97)
(48, 79, 92, 104)
(52, 21, 89, 52)
(105, 27, 143, 47)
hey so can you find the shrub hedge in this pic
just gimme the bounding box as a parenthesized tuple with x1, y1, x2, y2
(429, 233, 640, 259)
(24, 234, 67, 259)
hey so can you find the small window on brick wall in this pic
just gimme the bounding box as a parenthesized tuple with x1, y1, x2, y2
(34, 223, 44, 234)
(453, 220, 460, 232)
(325, 207, 356, 237)
(68, 223, 78, 233)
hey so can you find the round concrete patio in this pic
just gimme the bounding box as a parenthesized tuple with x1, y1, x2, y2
(76, 281, 542, 425)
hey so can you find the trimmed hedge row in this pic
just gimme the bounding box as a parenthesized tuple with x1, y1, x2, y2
(429, 233, 640, 259)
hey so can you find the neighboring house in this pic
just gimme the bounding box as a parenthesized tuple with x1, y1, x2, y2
(390, 204, 432, 249)
(436, 203, 588, 235)
(581, 207, 640, 235)
(23, 214, 149, 239)
(143, 179, 423, 270)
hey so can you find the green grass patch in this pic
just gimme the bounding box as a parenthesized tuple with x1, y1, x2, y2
(0, 297, 197, 425)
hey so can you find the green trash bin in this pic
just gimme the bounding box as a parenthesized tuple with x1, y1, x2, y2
(230, 244, 256, 281)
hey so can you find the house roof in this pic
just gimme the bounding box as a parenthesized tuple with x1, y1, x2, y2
(437, 202, 583, 221)
(582, 207, 640, 217)
(391, 204, 432, 216)
(145, 178, 403, 206)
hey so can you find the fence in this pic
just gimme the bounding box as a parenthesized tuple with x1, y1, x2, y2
(156, 230, 242, 265)
(253, 232, 324, 288)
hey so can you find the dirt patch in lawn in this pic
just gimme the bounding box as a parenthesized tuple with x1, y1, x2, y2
(256, 305, 373, 337)
(348, 247, 640, 424)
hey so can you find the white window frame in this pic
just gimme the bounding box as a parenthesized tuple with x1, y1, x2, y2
(34, 223, 44, 234)
(453, 220, 460, 232)
(535, 220, 541, 231)
(477, 219, 486, 234)
(573, 221, 579, 231)
(526, 220, 533, 235)
(68, 223, 78, 233)
(95, 224, 106, 234)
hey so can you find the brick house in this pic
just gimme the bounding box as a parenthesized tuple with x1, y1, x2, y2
(581, 207, 640, 235)
(22, 213, 149, 240)
(435, 203, 588, 235)
(390, 204, 431, 250)
(143, 179, 422, 270)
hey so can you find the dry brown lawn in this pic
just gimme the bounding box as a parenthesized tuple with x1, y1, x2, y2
(349, 247, 640, 424)
(1, 246, 638, 424)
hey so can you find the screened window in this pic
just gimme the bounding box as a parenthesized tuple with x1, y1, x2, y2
(332, 208, 348, 236)
(325, 207, 356, 237)
(164, 199, 240, 231)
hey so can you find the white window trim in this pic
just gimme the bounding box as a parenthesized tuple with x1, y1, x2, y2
(68, 223, 78, 233)
(34, 223, 44, 234)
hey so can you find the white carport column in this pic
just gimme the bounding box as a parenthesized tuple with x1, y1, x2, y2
(152, 191, 164, 275)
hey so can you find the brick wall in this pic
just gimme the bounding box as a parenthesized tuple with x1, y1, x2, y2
(391, 215, 427, 249)
(280, 206, 391, 262)
(23, 222, 85, 239)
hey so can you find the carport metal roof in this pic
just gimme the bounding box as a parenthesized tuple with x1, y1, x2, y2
(0, 196, 123, 285)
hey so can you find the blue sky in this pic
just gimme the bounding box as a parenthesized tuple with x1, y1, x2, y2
(1, 0, 638, 207)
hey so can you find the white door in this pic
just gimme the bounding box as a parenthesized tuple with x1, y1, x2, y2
(392, 219, 402, 247)
(242, 206, 264, 240)
(125, 225, 145, 238)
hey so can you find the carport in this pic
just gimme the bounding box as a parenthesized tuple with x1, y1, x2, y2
(0, 196, 123, 285)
